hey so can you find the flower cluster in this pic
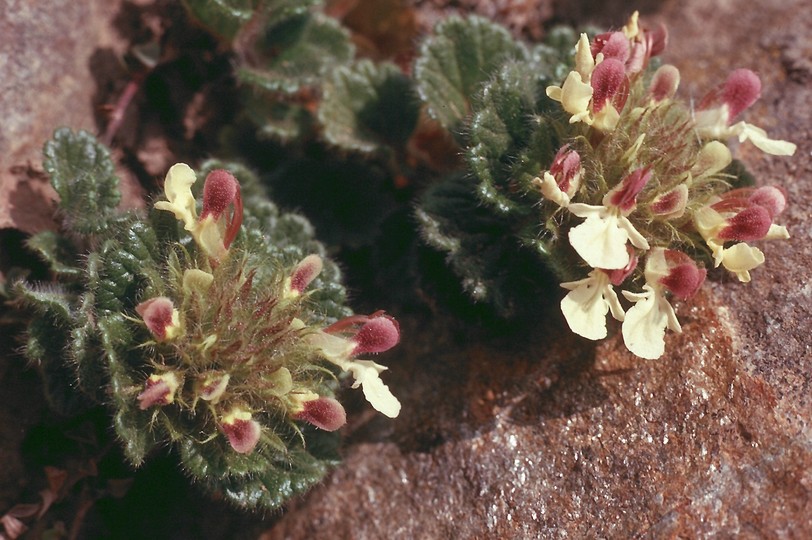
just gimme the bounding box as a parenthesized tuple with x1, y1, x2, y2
(538, 12, 795, 359)
(137, 164, 400, 454)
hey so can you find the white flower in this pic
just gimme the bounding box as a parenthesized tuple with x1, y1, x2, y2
(567, 204, 649, 269)
(620, 248, 705, 359)
(717, 243, 765, 283)
(154, 163, 198, 230)
(346, 360, 401, 418)
(694, 69, 796, 156)
(622, 284, 681, 360)
(567, 166, 652, 270)
(693, 187, 788, 282)
(560, 270, 625, 340)
(309, 329, 401, 418)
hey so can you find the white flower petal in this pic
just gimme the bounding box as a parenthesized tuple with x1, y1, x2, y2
(553, 71, 593, 124)
(154, 163, 198, 230)
(348, 360, 401, 418)
(720, 243, 765, 282)
(575, 33, 596, 80)
(732, 122, 797, 156)
(568, 213, 631, 270)
(560, 271, 624, 341)
(621, 285, 679, 360)
(764, 224, 790, 240)
(537, 172, 570, 207)
(617, 215, 650, 251)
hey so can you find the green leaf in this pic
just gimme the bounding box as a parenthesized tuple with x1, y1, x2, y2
(181, 0, 257, 40)
(12, 281, 74, 325)
(319, 60, 419, 153)
(237, 12, 353, 94)
(70, 292, 107, 402)
(25, 231, 83, 279)
(178, 427, 339, 510)
(414, 15, 526, 135)
(42, 128, 121, 235)
(26, 317, 93, 416)
(467, 61, 556, 215)
(245, 93, 314, 143)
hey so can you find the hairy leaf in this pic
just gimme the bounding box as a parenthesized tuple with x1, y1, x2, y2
(319, 60, 419, 153)
(237, 13, 353, 94)
(414, 16, 526, 135)
(42, 128, 121, 235)
(182, 0, 256, 40)
(467, 60, 557, 215)
(25, 231, 83, 279)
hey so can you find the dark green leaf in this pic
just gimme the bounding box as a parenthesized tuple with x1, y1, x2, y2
(237, 13, 353, 94)
(414, 16, 526, 134)
(42, 128, 121, 235)
(25, 231, 83, 279)
(319, 60, 419, 153)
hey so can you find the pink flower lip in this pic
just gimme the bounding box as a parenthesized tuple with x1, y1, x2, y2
(591, 32, 630, 63)
(603, 248, 638, 286)
(749, 186, 786, 219)
(609, 167, 652, 212)
(550, 145, 581, 193)
(659, 250, 706, 300)
(135, 297, 175, 340)
(590, 58, 627, 113)
(323, 312, 401, 356)
(201, 170, 238, 219)
(699, 68, 761, 122)
(222, 414, 261, 454)
(293, 397, 347, 432)
(717, 205, 773, 241)
(289, 254, 324, 295)
(352, 315, 401, 355)
(137, 375, 177, 410)
(722, 69, 761, 120)
(200, 169, 243, 250)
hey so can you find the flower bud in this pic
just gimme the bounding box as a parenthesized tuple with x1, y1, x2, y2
(197, 372, 230, 403)
(286, 254, 323, 297)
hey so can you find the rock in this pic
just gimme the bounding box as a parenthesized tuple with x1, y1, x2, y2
(0, 0, 129, 234)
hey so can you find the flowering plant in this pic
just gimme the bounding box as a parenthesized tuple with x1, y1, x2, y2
(539, 13, 793, 358)
(417, 12, 795, 358)
(15, 129, 401, 509)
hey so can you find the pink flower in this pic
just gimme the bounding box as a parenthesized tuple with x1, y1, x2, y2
(137, 372, 180, 410)
(693, 186, 789, 281)
(195, 170, 243, 260)
(535, 145, 583, 207)
(154, 164, 245, 261)
(221, 408, 261, 454)
(135, 297, 181, 341)
(309, 312, 402, 418)
(694, 69, 796, 155)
